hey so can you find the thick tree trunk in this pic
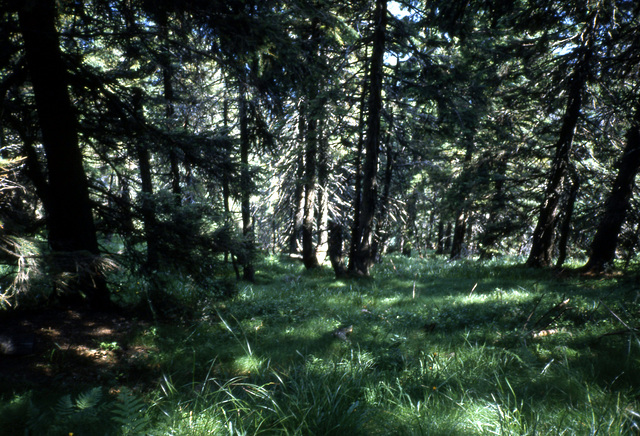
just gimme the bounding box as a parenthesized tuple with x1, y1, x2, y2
(351, 0, 387, 277)
(582, 102, 640, 273)
(18, 0, 108, 305)
(527, 35, 593, 267)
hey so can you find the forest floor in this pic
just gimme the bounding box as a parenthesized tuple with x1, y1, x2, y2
(0, 307, 155, 393)
(1, 255, 639, 435)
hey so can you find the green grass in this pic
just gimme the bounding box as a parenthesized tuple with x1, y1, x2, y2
(2, 254, 640, 435)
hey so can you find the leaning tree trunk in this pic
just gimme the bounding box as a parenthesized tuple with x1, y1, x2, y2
(18, 0, 108, 306)
(527, 31, 593, 268)
(351, 0, 387, 277)
(582, 102, 640, 273)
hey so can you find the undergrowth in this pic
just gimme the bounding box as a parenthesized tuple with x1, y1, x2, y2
(2, 254, 639, 435)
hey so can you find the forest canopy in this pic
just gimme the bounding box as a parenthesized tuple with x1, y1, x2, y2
(1, 0, 640, 309)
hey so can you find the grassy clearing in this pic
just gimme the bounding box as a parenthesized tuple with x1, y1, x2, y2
(2, 254, 640, 435)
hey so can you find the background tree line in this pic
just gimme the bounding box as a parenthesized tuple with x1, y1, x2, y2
(1, 0, 639, 310)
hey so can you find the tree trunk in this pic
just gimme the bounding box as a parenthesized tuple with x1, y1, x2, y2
(239, 81, 255, 281)
(316, 123, 329, 265)
(289, 101, 305, 255)
(527, 34, 593, 267)
(132, 89, 160, 273)
(302, 99, 320, 269)
(555, 173, 580, 267)
(18, 0, 108, 306)
(582, 102, 640, 273)
(450, 210, 468, 259)
(373, 131, 394, 260)
(222, 92, 240, 279)
(328, 220, 348, 278)
(348, 46, 369, 273)
(351, 0, 387, 277)
(154, 8, 181, 205)
(435, 220, 445, 255)
(479, 154, 507, 259)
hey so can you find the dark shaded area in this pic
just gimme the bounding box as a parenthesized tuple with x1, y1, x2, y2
(0, 308, 153, 393)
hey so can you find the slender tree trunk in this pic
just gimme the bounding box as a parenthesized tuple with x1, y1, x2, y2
(290, 151, 305, 254)
(302, 99, 320, 269)
(582, 102, 640, 273)
(444, 222, 453, 253)
(450, 210, 468, 259)
(373, 131, 394, 259)
(222, 93, 240, 279)
(352, 0, 387, 276)
(155, 9, 182, 205)
(479, 155, 507, 259)
(435, 220, 445, 255)
(239, 81, 255, 281)
(316, 123, 329, 264)
(450, 135, 474, 259)
(348, 47, 369, 273)
(555, 173, 580, 267)
(18, 0, 108, 305)
(289, 100, 307, 255)
(132, 89, 160, 273)
(527, 34, 593, 267)
(328, 219, 348, 277)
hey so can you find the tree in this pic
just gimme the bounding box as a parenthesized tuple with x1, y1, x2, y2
(17, 0, 109, 305)
(526, 9, 597, 268)
(583, 101, 640, 273)
(350, 0, 387, 277)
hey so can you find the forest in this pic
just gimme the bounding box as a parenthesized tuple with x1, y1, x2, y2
(1, 0, 640, 434)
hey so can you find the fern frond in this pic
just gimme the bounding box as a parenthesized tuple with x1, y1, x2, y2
(55, 394, 75, 417)
(75, 387, 103, 410)
(112, 388, 150, 435)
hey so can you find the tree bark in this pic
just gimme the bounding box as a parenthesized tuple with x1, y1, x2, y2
(18, 0, 108, 305)
(582, 102, 640, 273)
(351, 0, 387, 276)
